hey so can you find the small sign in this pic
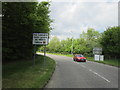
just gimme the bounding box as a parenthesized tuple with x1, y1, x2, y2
(100, 55, 104, 61)
(33, 33, 48, 45)
(93, 48, 102, 55)
(94, 55, 100, 61)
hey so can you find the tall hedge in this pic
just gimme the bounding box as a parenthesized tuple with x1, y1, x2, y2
(2, 2, 52, 62)
(100, 26, 120, 59)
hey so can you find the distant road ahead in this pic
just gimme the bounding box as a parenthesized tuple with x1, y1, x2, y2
(39, 53, 118, 88)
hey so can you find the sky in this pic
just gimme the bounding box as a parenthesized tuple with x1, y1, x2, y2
(38, 0, 119, 40)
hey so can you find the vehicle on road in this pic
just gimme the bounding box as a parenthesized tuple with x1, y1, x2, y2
(73, 54, 86, 62)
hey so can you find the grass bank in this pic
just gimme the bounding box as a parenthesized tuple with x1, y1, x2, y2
(86, 57, 119, 67)
(2, 54, 55, 88)
(46, 52, 73, 57)
(45, 52, 119, 67)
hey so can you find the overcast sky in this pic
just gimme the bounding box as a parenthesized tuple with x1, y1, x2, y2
(38, 0, 119, 40)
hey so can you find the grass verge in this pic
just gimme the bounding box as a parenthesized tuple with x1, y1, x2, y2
(2, 54, 56, 88)
(44, 52, 120, 67)
(86, 57, 120, 67)
(46, 52, 73, 57)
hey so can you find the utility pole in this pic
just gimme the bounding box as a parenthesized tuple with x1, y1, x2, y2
(71, 37, 73, 55)
(70, 31, 73, 55)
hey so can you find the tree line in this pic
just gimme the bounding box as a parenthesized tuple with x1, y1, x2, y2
(101, 26, 120, 59)
(40, 26, 120, 59)
(2, 1, 52, 62)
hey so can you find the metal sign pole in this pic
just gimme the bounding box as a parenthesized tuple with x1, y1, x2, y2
(44, 44, 46, 66)
(33, 44, 36, 66)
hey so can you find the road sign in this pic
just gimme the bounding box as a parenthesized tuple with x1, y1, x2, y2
(93, 48, 102, 55)
(33, 33, 49, 45)
(100, 55, 104, 61)
(94, 55, 104, 61)
(94, 55, 100, 61)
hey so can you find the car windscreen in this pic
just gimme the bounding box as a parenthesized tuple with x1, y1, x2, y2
(76, 55, 84, 57)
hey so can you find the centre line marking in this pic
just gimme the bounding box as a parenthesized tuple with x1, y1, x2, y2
(89, 69, 110, 83)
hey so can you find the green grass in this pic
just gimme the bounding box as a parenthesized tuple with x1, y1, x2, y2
(46, 52, 73, 57)
(86, 57, 120, 67)
(2, 55, 56, 88)
(43, 52, 120, 67)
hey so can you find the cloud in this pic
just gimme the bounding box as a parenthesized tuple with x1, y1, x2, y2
(51, 0, 119, 2)
(50, 1, 118, 40)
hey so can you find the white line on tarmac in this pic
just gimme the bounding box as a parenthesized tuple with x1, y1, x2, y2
(74, 61, 110, 82)
(89, 69, 110, 83)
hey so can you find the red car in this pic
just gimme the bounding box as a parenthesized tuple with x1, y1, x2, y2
(73, 54, 86, 62)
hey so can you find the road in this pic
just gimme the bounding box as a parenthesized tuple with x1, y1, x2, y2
(39, 53, 118, 88)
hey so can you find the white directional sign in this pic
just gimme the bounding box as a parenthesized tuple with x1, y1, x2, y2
(94, 55, 100, 61)
(93, 48, 102, 55)
(33, 33, 48, 45)
(100, 55, 104, 61)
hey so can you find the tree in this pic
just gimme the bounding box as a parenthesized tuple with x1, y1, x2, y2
(63, 38, 72, 53)
(2, 2, 52, 62)
(2, 2, 37, 61)
(79, 28, 101, 56)
(47, 36, 60, 53)
(100, 26, 120, 59)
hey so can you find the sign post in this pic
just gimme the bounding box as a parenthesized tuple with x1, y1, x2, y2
(33, 45, 36, 66)
(32, 33, 49, 66)
(44, 45, 46, 66)
(93, 48, 103, 61)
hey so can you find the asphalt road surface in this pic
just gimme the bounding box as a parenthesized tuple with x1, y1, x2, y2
(39, 53, 118, 88)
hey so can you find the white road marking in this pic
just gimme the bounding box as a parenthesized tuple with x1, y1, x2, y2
(73, 61, 110, 83)
(89, 69, 110, 83)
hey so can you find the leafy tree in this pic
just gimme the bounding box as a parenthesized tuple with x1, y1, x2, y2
(47, 36, 60, 53)
(2, 2, 52, 62)
(86, 28, 101, 48)
(79, 28, 101, 56)
(63, 38, 72, 53)
(59, 39, 66, 53)
(2, 2, 37, 61)
(100, 26, 120, 59)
